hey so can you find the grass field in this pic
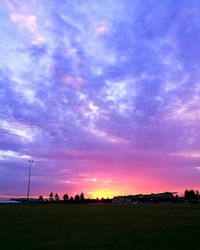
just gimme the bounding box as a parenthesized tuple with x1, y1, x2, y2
(0, 203, 200, 250)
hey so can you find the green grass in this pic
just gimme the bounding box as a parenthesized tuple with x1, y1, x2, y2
(0, 203, 200, 250)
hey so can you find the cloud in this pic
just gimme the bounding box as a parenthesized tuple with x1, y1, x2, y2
(1, 0, 200, 197)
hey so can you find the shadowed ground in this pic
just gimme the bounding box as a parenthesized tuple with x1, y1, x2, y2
(0, 204, 199, 250)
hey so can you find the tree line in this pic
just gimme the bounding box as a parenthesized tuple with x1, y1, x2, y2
(184, 189, 199, 203)
(37, 189, 200, 204)
(38, 192, 112, 204)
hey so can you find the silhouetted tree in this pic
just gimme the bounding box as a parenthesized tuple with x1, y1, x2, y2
(49, 192, 54, 201)
(38, 195, 44, 202)
(55, 193, 60, 201)
(69, 196, 74, 202)
(184, 189, 198, 203)
(101, 197, 105, 202)
(80, 192, 85, 202)
(184, 190, 189, 199)
(74, 194, 80, 203)
(63, 193, 69, 201)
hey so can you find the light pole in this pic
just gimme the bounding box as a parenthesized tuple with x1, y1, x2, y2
(27, 160, 34, 199)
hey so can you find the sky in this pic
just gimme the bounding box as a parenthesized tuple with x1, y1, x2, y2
(1, 0, 200, 198)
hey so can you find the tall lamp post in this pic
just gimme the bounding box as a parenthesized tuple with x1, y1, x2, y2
(27, 160, 34, 199)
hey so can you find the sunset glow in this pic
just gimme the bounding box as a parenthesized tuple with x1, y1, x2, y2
(1, 0, 200, 198)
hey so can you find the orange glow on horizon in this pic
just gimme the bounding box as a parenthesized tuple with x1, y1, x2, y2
(86, 186, 137, 199)
(87, 189, 120, 199)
